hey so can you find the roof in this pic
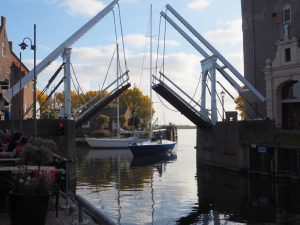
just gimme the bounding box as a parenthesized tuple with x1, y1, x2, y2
(10, 52, 29, 74)
(97, 107, 129, 118)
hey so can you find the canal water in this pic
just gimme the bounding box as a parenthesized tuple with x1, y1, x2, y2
(76, 129, 300, 225)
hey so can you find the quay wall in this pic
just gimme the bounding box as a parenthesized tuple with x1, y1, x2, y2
(196, 120, 300, 178)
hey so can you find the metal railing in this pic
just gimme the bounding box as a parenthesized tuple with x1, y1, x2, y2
(75, 194, 117, 225)
(153, 72, 211, 119)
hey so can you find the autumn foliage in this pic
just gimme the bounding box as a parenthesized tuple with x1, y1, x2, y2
(37, 87, 153, 129)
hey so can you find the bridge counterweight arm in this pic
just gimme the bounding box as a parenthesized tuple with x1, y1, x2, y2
(160, 11, 245, 94)
(4, 0, 119, 103)
(164, 4, 265, 102)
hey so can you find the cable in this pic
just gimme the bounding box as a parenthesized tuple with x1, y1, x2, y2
(117, 3, 128, 71)
(189, 70, 202, 106)
(112, 10, 118, 44)
(156, 92, 178, 112)
(154, 16, 162, 77)
(101, 47, 117, 92)
(216, 80, 254, 119)
(24, 64, 64, 117)
(205, 82, 222, 119)
(71, 63, 84, 95)
(162, 9, 168, 76)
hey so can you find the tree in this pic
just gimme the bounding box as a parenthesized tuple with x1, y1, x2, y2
(53, 90, 109, 116)
(97, 114, 110, 128)
(36, 90, 50, 116)
(235, 95, 246, 119)
(119, 87, 154, 129)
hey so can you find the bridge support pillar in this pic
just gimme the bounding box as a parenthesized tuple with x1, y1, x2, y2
(201, 56, 218, 125)
(63, 48, 72, 119)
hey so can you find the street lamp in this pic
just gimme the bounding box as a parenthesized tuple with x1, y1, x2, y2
(19, 24, 36, 138)
(220, 90, 225, 121)
(18, 52, 22, 132)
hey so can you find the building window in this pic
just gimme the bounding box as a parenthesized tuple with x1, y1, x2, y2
(1, 42, 6, 57)
(283, 6, 291, 23)
(285, 48, 291, 62)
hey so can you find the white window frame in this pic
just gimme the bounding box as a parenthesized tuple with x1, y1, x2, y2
(1, 42, 6, 57)
(283, 5, 292, 23)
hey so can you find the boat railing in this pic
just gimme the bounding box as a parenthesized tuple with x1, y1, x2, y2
(74, 194, 118, 225)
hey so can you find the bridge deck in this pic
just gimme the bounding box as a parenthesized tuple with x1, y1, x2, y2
(75, 83, 131, 128)
(153, 82, 211, 129)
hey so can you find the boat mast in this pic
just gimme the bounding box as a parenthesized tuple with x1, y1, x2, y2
(117, 43, 120, 138)
(149, 4, 153, 139)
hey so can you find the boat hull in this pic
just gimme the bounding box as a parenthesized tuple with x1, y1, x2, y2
(129, 141, 176, 157)
(85, 138, 144, 149)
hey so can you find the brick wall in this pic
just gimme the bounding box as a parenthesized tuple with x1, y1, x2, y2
(0, 16, 33, 119)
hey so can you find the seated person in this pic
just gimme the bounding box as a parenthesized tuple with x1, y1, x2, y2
(15, 136, 29, 157)
(6, 132, 22, 157)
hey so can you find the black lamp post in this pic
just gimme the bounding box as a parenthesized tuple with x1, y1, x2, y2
(18, 52, 22, 132)
(19, 24, 36, 138)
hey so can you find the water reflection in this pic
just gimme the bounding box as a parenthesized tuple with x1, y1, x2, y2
(76, 130, 300, 225)
(77, 148, 176, 190)
(175, 166, 300, 225)
(130, 154, 177, 168)
(76, 147, 179, 224)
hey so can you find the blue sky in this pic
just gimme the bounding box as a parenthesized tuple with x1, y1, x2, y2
(1, 0, 243, 125)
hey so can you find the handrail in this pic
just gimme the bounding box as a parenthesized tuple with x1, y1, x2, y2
(154, 72, 210, 115)
(75, 70, 129, 114)
(75, 194, 117, 225)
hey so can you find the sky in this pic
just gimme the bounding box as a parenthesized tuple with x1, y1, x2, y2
(1, 0, 244, 125)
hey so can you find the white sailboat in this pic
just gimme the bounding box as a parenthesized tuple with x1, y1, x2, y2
(85, 45, 145, 149)
(129, 5, 176, 157)
(85, 129, 145, 148)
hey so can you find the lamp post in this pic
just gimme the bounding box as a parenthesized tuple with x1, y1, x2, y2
(18, 52, 22, 132)
(19, 24, 36, 138)
(220, 90, 225, 121)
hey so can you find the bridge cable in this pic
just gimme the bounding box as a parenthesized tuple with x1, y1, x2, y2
(24, 63, 64, 118)
(240, 93, 264, 118)
(117, 3, 128, 71)
(74, 46, 117, 117)
(157, 11, 205, 116)
(71, 63, 85, 95)
(161, 9, 168, 77)
(155, 92, 178, 112)
(189, 70, 202, 107)
(205, 81, 222, 119)
(154, 15, 162, 77)
(206, 74, 255, 120)
(216, 81, 253, 120)
(37, 77, 65, 116)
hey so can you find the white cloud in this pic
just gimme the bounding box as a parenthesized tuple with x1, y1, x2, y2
(31, 45, 202, 124)
(204, 19, 242, 45)
(187, 0, 212, 10)
(30, 43, 241, 125)
(53, 0, 106, 17)
(227, 52, 244, 74)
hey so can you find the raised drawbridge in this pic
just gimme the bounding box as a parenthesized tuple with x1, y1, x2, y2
(3, 0, 130, 127)
(152, 4, 265, 128)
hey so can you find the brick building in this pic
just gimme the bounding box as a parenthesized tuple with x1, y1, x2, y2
(241, 0, 300, 129)
(0, 16, 33, 120)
